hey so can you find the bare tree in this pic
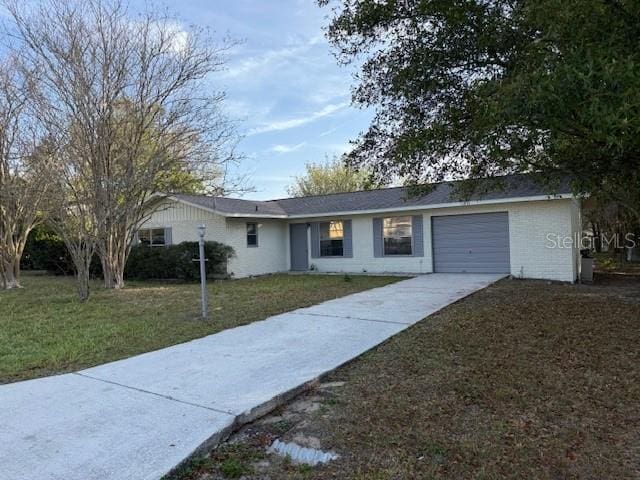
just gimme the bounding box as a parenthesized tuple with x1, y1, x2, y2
(47, 147, 97, 301)
(0, 55, 51, 289)
(6, 0, 241, 289)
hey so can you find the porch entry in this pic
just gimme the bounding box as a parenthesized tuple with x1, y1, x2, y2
(289, 223, 309, 271)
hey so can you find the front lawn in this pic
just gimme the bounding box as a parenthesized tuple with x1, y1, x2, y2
(0, 274, 403, 384)
(176, 273, 640, 480)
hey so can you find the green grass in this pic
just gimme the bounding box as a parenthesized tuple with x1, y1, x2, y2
(0, 273, 403, 384)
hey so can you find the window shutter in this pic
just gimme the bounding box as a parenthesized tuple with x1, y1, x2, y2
(412, 215, 424, 257)
(164, 227, 173, 246)
(343, 220, 353, 258)
(310, 223, 320, 258)
(373, 218, 383, 257)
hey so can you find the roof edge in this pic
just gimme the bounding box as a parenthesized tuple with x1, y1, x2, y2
(284, 193, 577, 219)
(150, 193, 289, 218)
(152, 192, 577, 220)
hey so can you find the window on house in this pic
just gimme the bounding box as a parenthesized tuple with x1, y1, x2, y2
(320, 221, 344, 256)
(138, 228, 166, 247)
(383, 216, 412, 255)
(247, 223, 258, 246)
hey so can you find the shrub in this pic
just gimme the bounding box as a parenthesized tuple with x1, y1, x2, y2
(21, 227, 74, 275)
(124, 241, 234, 280)
(21, 226, 103, 276)
(22, 227, 234, 281)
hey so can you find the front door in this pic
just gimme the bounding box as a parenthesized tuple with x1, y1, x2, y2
(290, 223, 309, 271)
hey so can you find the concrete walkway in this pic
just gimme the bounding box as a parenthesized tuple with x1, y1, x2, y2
(0, 273, 503, 480)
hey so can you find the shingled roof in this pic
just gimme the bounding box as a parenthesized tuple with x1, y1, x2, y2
(173, 194, 288, 217)
(172, 174, 572, 218)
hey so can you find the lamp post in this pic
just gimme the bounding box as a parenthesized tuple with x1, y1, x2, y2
(197, 224, 208, 319)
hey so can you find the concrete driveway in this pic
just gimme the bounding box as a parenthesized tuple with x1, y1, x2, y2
(0, 273, 503, 480)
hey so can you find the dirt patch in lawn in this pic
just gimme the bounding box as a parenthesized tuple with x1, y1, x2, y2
(171, 273, 640, 480)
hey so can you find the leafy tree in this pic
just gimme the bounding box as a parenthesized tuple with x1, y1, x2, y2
(154, 165, 204, 195)
(108, 100, 209, 195)
(287, 155, 376, 197)
(320, 0, 640, 219)
(583, 195, 639, 258)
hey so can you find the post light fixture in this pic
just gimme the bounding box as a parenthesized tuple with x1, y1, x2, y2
(197, 224, 208, 319)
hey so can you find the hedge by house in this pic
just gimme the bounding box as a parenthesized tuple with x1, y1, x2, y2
(22, 227, 234, 281)
(124, 241, 234, 280)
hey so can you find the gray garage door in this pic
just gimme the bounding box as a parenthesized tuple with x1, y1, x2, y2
(432, 212, 510, 273)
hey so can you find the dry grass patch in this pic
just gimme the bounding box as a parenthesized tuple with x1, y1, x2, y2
(178, 273, 640, 480)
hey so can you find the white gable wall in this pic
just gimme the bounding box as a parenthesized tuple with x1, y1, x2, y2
(141, 201, 226, 241)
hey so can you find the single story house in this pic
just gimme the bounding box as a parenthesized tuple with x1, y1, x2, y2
(139, 175, 582, 282)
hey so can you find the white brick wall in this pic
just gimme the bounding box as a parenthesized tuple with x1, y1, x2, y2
(140, 201, 288, 278)
(142, 197, 580, 282)
(301, 198, 580, 282)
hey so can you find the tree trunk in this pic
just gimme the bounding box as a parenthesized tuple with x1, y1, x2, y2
(591, 222, 602, 253)
(101, 253, 125, 289)
(76, 265, 91, 302)
(69, 244, 94, 302)
(100, 230, 130, 289)
(0, 255, 22, 289)
(104, 267, 125, 289)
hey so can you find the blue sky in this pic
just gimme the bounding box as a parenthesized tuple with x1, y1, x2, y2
(164, 0, 373, 200)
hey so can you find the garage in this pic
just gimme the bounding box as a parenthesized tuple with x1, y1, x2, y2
(432, 212, 510, 273)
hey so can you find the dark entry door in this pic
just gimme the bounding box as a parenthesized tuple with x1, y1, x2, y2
(290, 223, 309, 271)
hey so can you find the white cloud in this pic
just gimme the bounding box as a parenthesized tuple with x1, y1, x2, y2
(224, 35, 323, 78)
(319, 127, 337, 137)
(270, 142, 307, 153)
(306, 80, 352, 105)
(167, 24, 189, 54)
(141, 20, 190, 55)
(248, 101, 349, 135)
(224, 99, 274, 120)
(225, 45, 301, 78)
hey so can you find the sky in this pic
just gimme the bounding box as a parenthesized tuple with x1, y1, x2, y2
(149, 0, 374, 200)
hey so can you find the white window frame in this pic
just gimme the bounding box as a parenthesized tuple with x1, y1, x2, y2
(247, 222, 258, 247)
